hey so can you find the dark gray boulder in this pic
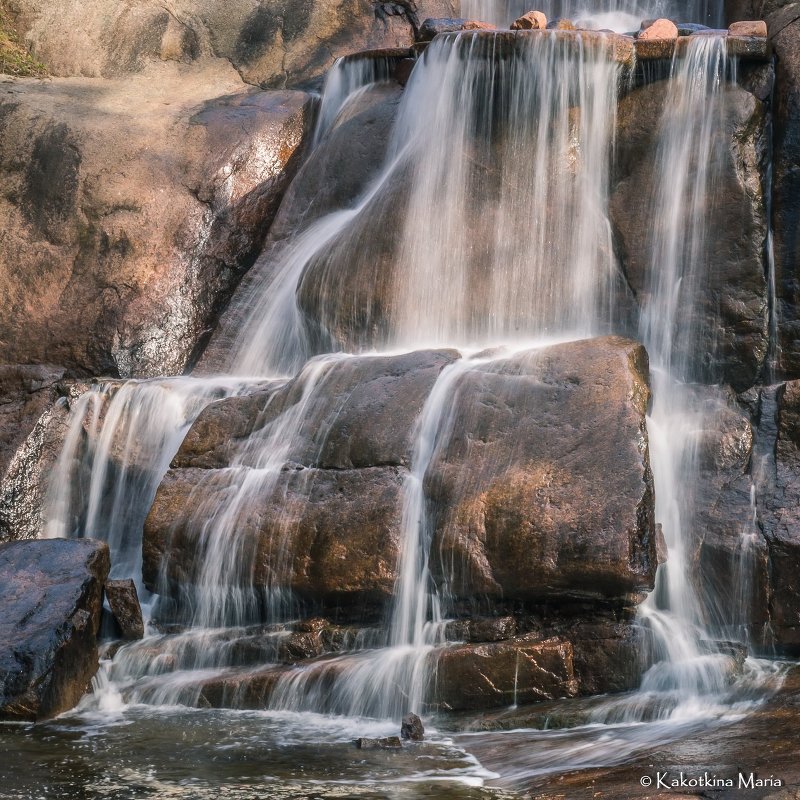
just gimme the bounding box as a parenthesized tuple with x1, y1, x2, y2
(0, 538, 110, 721)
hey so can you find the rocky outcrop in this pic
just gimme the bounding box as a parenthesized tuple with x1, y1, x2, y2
(429, 337, 657, 607)
(7, 0, 456, 88)
(0, 538, 109, 721)
(612, 77, 769, 391)
(146, 338, 656, 703)
(0, 62, 312, 378)
(144, 349, 459, 610)
(198, 81, 404, 372)
(768, 4, 800, 378)
(431, 636, 577, 711)
(755, 381, 800, 653)
(0, 370, 89, 542)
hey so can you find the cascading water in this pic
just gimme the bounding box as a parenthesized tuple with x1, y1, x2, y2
(635, 36, 742, 706)
(32, 13, 786, 793)
(43, 377, 245, 595)
(312, 54, 397, 147)
(228, 31, 624, 377)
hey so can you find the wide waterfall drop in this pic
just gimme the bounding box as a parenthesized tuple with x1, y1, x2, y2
(226, 31, 625, 379)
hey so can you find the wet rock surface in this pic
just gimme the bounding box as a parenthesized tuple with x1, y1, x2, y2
(0, 63, 312, 378)
(0, 538, 109, 721)
(768, 4, 800, 378)
(401, 712, 424, 740)
(429, 337, 656, 606)
(612, 78, 769, 391)
(105, 579, 145, 640)
(431, 636, 578, 711)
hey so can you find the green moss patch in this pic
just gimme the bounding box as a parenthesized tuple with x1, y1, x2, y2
(0, 3, 46, 77)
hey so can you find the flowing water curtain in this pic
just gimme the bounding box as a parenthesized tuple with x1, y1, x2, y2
(630, 36, 750, 711)
(299, 32, 627, 354)
(459, 0, 725, 29)
(43, 377, 242, 594)
(312, 55, 396, 147)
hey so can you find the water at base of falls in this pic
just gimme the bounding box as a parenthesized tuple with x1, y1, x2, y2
(28, 22, 789, 797)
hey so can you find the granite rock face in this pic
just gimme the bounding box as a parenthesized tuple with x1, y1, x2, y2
(0, 62, 312, 379)
(0, 538, 110, 721)
(7, 0, 456, 88)
(612, 77, 769, 392)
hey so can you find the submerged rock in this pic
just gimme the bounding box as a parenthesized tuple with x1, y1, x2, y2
(400, 712, 424, 740)
(355, 736, 402, 749)
(0, 538, 109, 721)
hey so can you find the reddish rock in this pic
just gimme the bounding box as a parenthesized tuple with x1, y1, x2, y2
(430, 636, 578, 711)
(511, 11, 548, 30)
(729, 20, 768, 36)
(638, 18, 679, 39)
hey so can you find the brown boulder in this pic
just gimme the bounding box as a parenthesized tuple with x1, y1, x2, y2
(510, 11, 547, 30)
(430, 636, 578, 711)
(0, 63, 312, 378)
(105, 579, 145, 640)
(729, 20, 769, 36)
(144, 465, 407, 608)
(638, 18, 679, 39)
(0, 538, 109, 721)
(428, 336, 657, 605)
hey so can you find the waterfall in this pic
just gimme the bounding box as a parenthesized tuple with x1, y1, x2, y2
(227, 31, 624, 377)
(41, 22, 777, 768)
(460, 0, 724, 30)
(618, 37, 746, 713)
(312, 54, 397, 147)
(43, 377, 244, 595)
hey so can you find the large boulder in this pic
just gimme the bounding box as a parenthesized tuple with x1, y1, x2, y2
(146, 338, 657, 622)
(143, 349, 459, 611)
(611, 77, 769, 392)
(429, 336, 657, 606)
(768, 5, 800, 378)
(8, 0, 456, 88)
(0, 62, 312, 378)
(0, 538, 109, 721)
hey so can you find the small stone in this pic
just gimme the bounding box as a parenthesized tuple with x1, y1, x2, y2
(638, 18, 679, 40)
(105, 579, 145, 640)
(355, 736, 402, 749)
(729, 20, 767, 37)
(511, 11, 548, 30)
(400, 712, 424, 741)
